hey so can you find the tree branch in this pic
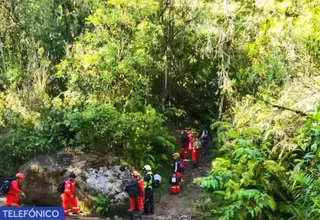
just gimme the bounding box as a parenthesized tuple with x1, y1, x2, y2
(267, 102, 308, 116)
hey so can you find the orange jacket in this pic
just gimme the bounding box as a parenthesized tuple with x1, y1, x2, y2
(64, 179, 76, 197)
(138, 179, 145, 199)
(8, 180, 23, 197)
(188, 132, 195, 150)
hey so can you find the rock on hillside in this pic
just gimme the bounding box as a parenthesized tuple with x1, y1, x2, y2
(19, 151, 131, 216)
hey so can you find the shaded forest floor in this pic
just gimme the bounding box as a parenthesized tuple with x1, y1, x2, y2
(151, 130, 214, 219)
(154, 152, 214, 219)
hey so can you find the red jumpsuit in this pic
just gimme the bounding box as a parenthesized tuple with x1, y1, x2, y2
(182, 142, 189, 159)
(180, 131, 190, 159)
(129, 178, 145, 211)
(62, 179, 79, 216)
(191, 143, 200, 163)
(5, 180, 23, 206)
(171, 159, 182, 194)
(188, 132, 199, 162)
(188, 132, 194, 152)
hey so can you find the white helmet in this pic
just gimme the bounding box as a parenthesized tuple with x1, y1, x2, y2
(143, 165, 152, 171)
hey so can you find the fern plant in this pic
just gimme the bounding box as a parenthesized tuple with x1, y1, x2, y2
(197, 108, 320, 220)
(195, 121, 287, 220)
(93, 194, 110, 217)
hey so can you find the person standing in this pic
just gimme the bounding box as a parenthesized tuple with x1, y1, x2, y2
(188, 129, 195, 153)
(125, 171, 145, 220)
(188, 130, 199, 168)
(5, 173, 26, 207)
(171, 153, 184, 195)
(62, 173, 79, 216)
(200, 128, 210, 157)
(143, 165, 154, 215)
(180, 127, 190, 160)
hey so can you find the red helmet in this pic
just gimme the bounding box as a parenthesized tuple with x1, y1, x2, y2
(16, 173, 25, 180)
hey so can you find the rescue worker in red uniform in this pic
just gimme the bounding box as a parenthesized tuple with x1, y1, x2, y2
(5, 173, 26, 207)
(180, 127, 190, 160)
(188, 130, 195, 153)
(192, 137, 201, 169)
(62, 173, 79, 216)
(126, 171, 145, 220)
(171, 153, 182, 195)
(188, 130, 199, 168)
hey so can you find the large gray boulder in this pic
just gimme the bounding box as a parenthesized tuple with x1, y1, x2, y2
(19, 151, 131, 216)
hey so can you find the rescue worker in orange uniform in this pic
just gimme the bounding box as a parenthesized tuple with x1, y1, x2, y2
(126, 171, 145, 220)
(171, 153, 183, 195)
(180, 127, 190, 160)
(192, 137, 201, 169)
(188, 130, 199, 168)
(62, 173, 79, 216)
(5, 173, 26, 207)
(188, 130, 195, 153)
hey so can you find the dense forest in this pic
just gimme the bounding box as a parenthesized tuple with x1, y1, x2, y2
(1, 0, 320, 219)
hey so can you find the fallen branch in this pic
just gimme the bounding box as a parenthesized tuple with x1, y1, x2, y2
(255, 96, 309, 117)
(270, 103, 308, 116)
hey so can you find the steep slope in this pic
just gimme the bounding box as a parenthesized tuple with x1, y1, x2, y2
(155, 154, 213, 219)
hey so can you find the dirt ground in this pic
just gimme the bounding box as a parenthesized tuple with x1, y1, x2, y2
(155, 155, 212, 217)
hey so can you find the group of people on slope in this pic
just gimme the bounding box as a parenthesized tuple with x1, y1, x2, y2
(127, 125, 213, 220)
(0, 159, 180, 220)
(0, 172, 80, 217)
(170, 125, 211, 196)
(0, 127, 211, 220)
(125, 152, 185, 220)
(125, 165, 161, 220)
(124, 128, 211, 219)
(167, 126, 211, 196)
(180, 126, 212, 168)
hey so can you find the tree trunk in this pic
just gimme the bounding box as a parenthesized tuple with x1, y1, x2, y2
(162, 0, 175, 111)
(0, 36, 6, 74)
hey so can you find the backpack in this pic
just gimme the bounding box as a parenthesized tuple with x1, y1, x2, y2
(153, 174, 161, 188)
(201, 130, 209, 140)
(177, 162, 185, 173)
(0, 177, 17, 195)
(180, 132, 189, 142)
(194, 139, 202, 150)
(57, 179, 67, 194)
(126, 179, 141, 198)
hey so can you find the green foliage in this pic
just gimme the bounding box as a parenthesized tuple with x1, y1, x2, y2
(1, 0, 320, 217)
(0, 93, 176, 176)
(195, 125, 283, 219)
(196, 104, 320, 219)
(58, 99, 176, 169)
(93, 194, 110, 217)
